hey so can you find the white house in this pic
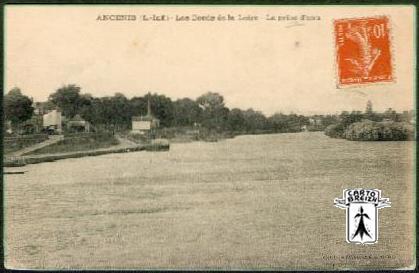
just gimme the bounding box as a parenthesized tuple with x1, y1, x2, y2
(131, 98, 159, 135)
(43, 109, 62, 133)
(132, 115, 159, 134)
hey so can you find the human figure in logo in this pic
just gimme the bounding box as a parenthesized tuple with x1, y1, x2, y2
(352, 206, 371, 240)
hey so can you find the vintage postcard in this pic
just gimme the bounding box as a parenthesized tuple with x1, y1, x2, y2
(3, 5, 415, 270)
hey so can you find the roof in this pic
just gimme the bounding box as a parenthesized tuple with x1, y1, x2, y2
(132, 115, 159, 122)
(69, 114, 85, 122)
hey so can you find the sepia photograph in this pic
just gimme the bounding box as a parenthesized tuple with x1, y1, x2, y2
(3, 5, 416, 270)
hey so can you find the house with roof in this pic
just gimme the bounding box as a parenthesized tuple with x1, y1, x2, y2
(66, 114, 91, 133)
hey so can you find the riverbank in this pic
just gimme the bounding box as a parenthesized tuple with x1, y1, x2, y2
(4, 138, 169, 167)
(4, 145, 144, 167)
(27, 133, 118, 155)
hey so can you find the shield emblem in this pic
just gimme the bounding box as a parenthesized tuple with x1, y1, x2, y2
(334, 188, 390, 244)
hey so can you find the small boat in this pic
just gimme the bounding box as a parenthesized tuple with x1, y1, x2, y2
(4, 170, 27, 175)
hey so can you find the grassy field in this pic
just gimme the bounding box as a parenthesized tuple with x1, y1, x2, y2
(4, 132, 414, 270)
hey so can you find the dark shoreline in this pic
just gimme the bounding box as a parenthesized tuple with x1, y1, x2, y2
(5, 129, 413, 168)
(3, 142, 170, 168)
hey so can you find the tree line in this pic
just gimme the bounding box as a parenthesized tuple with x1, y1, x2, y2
(4, 85, 414, 136)
(5, 85, 311, 134)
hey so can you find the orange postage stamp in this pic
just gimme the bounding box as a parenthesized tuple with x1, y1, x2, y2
(334, 16, 393, 87)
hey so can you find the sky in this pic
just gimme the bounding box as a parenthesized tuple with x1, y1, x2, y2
(5, 6, 415, 115)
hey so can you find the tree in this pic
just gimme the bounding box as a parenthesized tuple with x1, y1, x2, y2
(196, 92, 229, 130)
(48, 84, 81, 118)
(130, 96, 148, 117)
(365, 100, 373, 114)
(77, 93, 93, 121)
(173, 98, 202, 126)
(196, 92, 225, 111)
(146, 93, 174, 127)
(79, 97, 105, 127)
(130, 93, 174, 127)
(363, 100, 382, 121)
(226, 108, 246, 132)
(267, 112, 308, 133)
(339, 111, 363, 129)
(100, 93, 133, 130)
(78, 93, 93, 109)
(4, 87, 34, 128)
(242, 108, 268, 132)
(325, 123, 345, 138)
(319, 114, 339, 128)
(384, 108, 398, 121)
(268, 113, 287, 132)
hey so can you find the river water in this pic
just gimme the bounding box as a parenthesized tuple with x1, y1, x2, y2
(4, 132, 414, 269)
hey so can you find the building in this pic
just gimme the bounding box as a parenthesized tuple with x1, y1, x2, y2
(43, 109, 62, 134)
(309, 117, 322, 126)
(131, 97, 159, 135)
(67, 114, 91, 133)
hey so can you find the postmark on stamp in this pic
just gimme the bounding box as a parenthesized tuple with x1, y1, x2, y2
(334, 16, 393, 88)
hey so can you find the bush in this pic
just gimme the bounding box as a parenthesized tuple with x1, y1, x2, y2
(324, 124, 345, 139)
(345, 121, 414, 141)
